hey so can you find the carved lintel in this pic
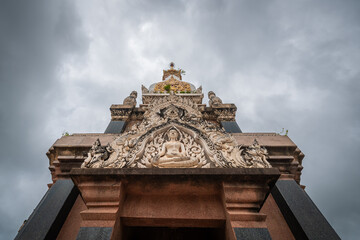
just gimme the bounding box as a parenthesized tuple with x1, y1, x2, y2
(213, 105, 237, 121)
(110, 105, 134, 121)
(201, 109, 218, 121)
(128, 108, 145, 121)
(142, 93, 204, 105)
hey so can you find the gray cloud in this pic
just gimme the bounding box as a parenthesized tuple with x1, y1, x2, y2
(0, 0, 88, 239)
(1, 0, 359, 239)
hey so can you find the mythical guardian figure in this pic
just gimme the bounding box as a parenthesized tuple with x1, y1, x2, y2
(208, 91, 223, 107)
(81, 139, 114, 168)
(123, 91, 137, 107)
(244, 139, 271, 168)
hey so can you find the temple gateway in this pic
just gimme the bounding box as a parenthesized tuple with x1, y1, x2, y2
(16, 63, 340, 240)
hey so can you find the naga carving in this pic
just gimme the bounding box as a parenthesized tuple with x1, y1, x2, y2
(82, 94, 271, 169)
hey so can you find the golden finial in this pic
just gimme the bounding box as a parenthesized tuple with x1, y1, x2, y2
(155, 62, 190, 92)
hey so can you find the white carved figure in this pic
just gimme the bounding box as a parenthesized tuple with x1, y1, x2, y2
(208, 91, 223, 107)
(244, 139, 271, 168)
(123, 91, 137, 107)
(151, 128, 200, 168)
(81, 139, 114, 168)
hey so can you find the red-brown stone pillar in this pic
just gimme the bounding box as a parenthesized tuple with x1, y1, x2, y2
(222, 182, 272, 239)
(73, 178, 124, 228)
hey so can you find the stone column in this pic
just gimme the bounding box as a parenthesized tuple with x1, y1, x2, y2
(72, 176, 125, 240)
(222, 182, 272, 240)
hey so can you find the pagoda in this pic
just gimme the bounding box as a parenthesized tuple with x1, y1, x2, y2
(15, 63, 340, 240)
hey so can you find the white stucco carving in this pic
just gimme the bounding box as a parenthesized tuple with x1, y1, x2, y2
(82, 94, 271, 169)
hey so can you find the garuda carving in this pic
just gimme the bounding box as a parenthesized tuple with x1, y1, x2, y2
(82, 94, 271, 169)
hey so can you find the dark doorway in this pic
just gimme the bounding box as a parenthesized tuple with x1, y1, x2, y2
(122, 226, 225, 240)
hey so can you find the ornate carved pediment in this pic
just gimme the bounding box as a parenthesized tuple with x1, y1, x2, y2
(82, 93, 271, 169)
(145, 93, 201, 119)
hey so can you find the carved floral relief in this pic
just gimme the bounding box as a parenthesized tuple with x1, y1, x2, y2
(82, 94, 271, 169)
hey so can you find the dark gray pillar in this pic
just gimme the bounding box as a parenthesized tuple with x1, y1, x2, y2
(221, 121, 242, 133)
(76, 227, 112, 240)
(271, 180, 340, 240)
(234, 228, 272, 240)
(104, 120, 126, 133)
(15, 180, 79, 240)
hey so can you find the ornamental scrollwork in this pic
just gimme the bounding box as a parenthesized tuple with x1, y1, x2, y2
(82, 94, 271, 169)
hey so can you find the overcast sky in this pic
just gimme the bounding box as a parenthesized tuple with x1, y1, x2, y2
(0, 0, 359, 239)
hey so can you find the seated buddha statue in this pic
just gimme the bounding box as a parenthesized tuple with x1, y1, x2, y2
(153, 128, 198, 168)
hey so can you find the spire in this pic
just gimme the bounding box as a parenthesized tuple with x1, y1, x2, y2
(143, 63, 204, 105)
(162, 62, 182, 81)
